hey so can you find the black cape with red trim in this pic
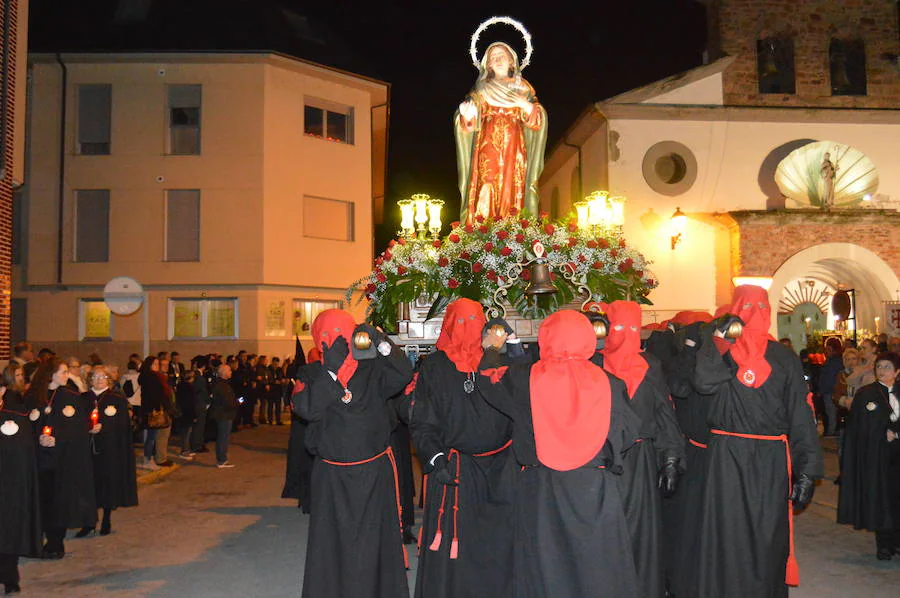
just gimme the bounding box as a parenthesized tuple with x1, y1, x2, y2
(294, 344, 413, 598)
(837, 381, 900, 532)
(409, 350, 516, 598)
(38, 386, 98, 530)
(0, 397, 42, 558)
(591, 351, 683, 598)
(86, 390, 138, 510)
(692, 330, 823, 598)
(476, 355, 642, 598)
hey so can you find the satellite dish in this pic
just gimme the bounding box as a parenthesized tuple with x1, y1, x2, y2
(104, 276, 145, 316)
(831, 290, 852, 321)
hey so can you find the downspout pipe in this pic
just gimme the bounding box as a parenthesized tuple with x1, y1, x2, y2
(55, 52, 66, 286)
(0, 0, 12, 182)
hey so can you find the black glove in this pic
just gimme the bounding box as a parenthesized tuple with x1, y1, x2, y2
(429, 454, 457, 486)
(658, 456, 681, 498)
(323, 337, 350, 374)
(790, 473, 815, 508)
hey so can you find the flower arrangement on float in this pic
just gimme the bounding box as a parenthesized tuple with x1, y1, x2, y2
(347, 205, 658, 333)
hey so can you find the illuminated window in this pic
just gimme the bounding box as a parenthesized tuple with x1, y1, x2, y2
(168, 85, 202, 154)
(168, 298, 238, 339)
(80, 299, 112, 340)
(292, 299, 343, 336)
(304, 98, 354, 144)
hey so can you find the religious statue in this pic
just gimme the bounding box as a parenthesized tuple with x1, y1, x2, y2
(821, 151, 836, 209)
(455, 18, 548, 224)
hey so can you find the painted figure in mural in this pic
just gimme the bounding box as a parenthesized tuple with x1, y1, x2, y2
(821, 151, 836, 209)
(455, 41, 547, 223)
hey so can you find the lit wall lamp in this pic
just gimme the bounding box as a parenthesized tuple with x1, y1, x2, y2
(670, 207, 686, 250)
(731, 276, 774, 291)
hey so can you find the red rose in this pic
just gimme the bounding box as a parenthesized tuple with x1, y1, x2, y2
(365, 283, 376, 294)
(549, 272, 557, 281)
(449, 233, 461, 243)
(544, 223, 555, 234)
(465, 224, 474, 233)
(521, 269, 532, 281)
(475, 215, 485, 223)
(618, 258, 633, 272)
(433, 240, 442, 248)
(484, 242, 494, 252)
(487, 270, 498, 281)
(388, 240, 396, 248)
(397, 266, 407, 275)
(500, 246, 512, 256)
(450, 221, 460, 229)
(515, 233, 525, 243)
(375, 257, 383, 266)
(398, 238, 407, 245)
(519, 219, 530, 228)
(568, 237, 578, 247)
(578, 254, 587, 263)
(460, 251, 471, 260)
(586, 240, 598, 249)
(448, 278, 459, 289)
(610, 249, 618, 259)
(647, 279, 655, 286)
(384, 249, 392, 261)
(376, 272, 387, 283)
(438, 257, 449, 267)
(598, 239, 609, 249)
(567, 222, 578, 233)
(472, 262, 484, 273)
(619, 239, 627, 248)
(497, 230, 509, 240)
(566, 261, 577, 271)
(509, 207, 519, 216)
(635, 270, 643, 278)
(552, 244, 560, 251)
(592, 262, 602, 269)
(540, 211, 549, 219)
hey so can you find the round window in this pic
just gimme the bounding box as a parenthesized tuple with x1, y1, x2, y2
(642, 141, 697, 196)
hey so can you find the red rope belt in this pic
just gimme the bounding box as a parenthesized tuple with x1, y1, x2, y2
(709, 429, 799, 587)
(420, 439, 513, 561)
(688, 437, 707, 449)
(321, 446, 409, 569)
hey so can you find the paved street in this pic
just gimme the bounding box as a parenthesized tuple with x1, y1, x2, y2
(16, 427, 900, 597)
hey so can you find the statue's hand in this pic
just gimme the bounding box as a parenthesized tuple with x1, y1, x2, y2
(459, 100, 477, 121)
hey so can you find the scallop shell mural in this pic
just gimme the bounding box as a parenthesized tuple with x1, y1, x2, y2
(774, 140, 878, 208)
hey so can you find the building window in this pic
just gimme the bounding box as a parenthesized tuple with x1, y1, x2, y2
(830, 39, 867, 96)
(303, 196, 355, 241)
(265, 300, 287, 337)
(77, 84, 112, 154)
(80, 299, 112, 340)
(168, 298, 238, 340)
(304, 98, 354, 144)
(292, 299, 343, 336)
(74, 190, 110, 262)
(168, 84, 202, 154)
(165, 190, 200, 261)
(757, 37, 796, 94)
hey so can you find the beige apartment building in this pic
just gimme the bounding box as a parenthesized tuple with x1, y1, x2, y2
(13, 51, 389, 363)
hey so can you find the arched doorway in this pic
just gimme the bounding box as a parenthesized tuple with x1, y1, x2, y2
(770, 243, 899, 342)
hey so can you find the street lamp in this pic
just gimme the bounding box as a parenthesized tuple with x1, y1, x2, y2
(670, 207, 686, 250)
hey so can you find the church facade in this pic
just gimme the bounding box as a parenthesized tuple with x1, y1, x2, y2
(540, 0, 900, 345)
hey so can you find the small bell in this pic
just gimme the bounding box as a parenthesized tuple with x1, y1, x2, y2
(525, 261, 557, 296)
(725, 320, 743, 339)
(592, 318, 609, 339)
(353, 331, 372, 350)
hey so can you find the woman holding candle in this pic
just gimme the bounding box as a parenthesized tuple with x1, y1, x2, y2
(0, 364, 42, 594)
(29, 358, 99, 558)
(84, 366, 138, 536)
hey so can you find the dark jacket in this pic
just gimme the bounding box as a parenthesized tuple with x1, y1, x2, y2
(139, 371, 172, 416)
(191, 372, 210, 411)
(175, 381, 197, 423)
(209, 378, 238, 422)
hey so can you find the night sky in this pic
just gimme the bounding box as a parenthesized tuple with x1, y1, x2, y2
(29, 0, 708, 250)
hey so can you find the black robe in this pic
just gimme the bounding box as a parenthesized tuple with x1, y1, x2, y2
(0, 400, 42, 558)
(295, 346, 413, 598)
(410, 351, 516, 598)
(692, 335, 823, 598)
(390, 411, 415, 530)
(591, 352, 684, 598)
(282, 366, 314, 513)
(38, 386, 98, 530)
(476, 358, 642, 598)
(657, 327, 710, 598)
(837, 381, 900, 532)
(85, 390, 138, 510)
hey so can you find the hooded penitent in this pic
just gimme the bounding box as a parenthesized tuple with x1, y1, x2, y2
(729, 285, 773, 388)
(311, 309, 358, 387)
(436, 298, 487, 373)
(602, 301, 649, 397)
(530, 310, 612, 471)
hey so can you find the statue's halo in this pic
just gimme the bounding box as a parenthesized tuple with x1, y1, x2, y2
(470, 16, 533, 71)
